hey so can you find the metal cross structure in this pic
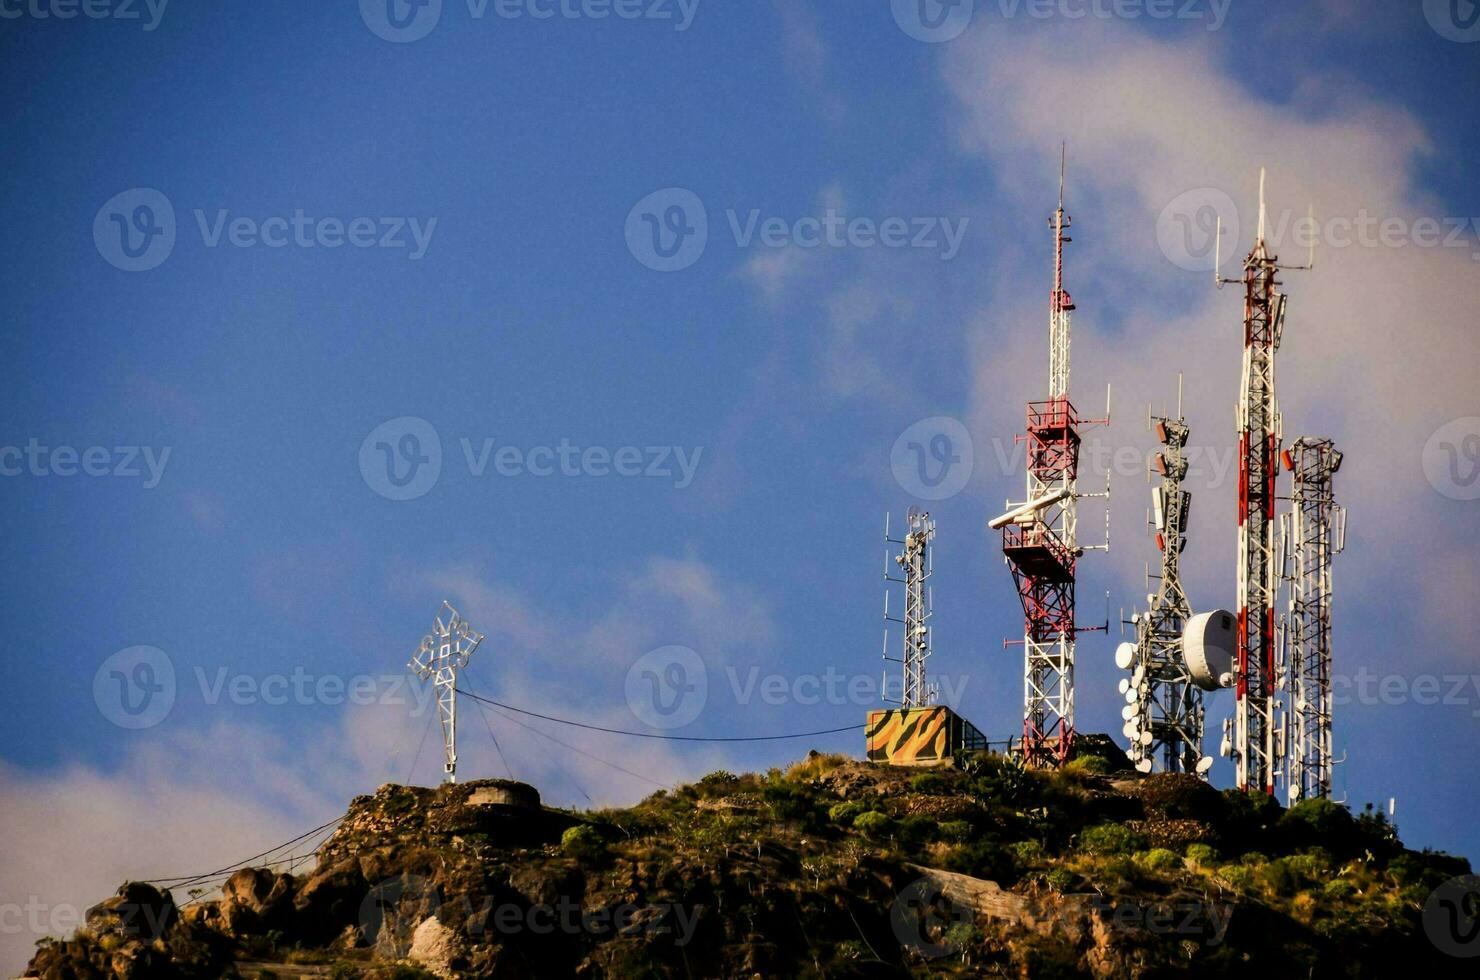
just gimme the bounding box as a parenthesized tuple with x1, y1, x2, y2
(996, 148, 1109, 768)
(408, 601, 484, 784)
(1121, 389, 1207, 775)
(883, 507, 937, 708)
(1282, 437, 1346, 803)
(1215, 169, 1312, 794)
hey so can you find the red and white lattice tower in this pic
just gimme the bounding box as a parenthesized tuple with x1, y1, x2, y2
(997, 150, 1108, 768)
(1218, 170, 1310, 794)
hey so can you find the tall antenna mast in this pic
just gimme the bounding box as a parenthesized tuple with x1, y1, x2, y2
(996, 146, 1110, 767)
(1282, 438, 1345, 802)
(884, 508, 937, 708)
(1217, 168, 1311, 794)
(1120, 383, 1208, 775)
(409, 600, 484, 784)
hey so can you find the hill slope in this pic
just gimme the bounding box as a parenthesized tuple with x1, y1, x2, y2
(24, 749, 1473, 979)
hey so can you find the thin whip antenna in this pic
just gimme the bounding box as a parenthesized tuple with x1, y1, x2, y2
(1257, 167, 1267, 243)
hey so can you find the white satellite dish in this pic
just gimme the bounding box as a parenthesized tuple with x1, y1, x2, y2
(1131, 665, 1146, 688)
(1125, 687, 1138, 705)
(1136, 758, 1153, 774)
(1121, 704, 1137, 720)
(1138, 730, 1153, 746)
(1182, 609, 1237, 691)
(1118, 677, 1131, 695)
(1196, 756, 1215, 775)
(1122, 721, 1138, 739)
(1115, 642, 1136, 670)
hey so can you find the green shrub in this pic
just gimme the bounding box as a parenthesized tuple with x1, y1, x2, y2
(1045, 868, 1075, 892)
(1063, 754, 1109, 776)
(1138, 848, 1181, 872)
(1078, 823, 1147, 856)
(853, 811, 894, 836)
(696, 770, 741, 796)
(899, 814, 938, 847)
(828, 801, 865, 825)
(1009, 840, 1045, 866)
(1185, 843, 1218, 867)
(909, 771, 953, 794)
(762, 783, 823, 829)
(328, 966, 361, 980)
(561, 825, 604, 860)
(1259, 858, 1304, 896)
(943, 840, 1015, 882)
(940, 820, 974, 844)
(1240, 851, 1269, 867)
(1323, 878, 1358, 901)
(1218, 864, 1256, 891)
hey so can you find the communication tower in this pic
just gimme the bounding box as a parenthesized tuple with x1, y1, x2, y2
(1282, 437, 1346, 802)
(884, 507, 937, 707)
(409, 601, 484, 784)
(993, 148, 1110, 767)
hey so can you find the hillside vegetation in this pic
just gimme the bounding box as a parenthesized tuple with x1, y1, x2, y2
(25, 748, 1471, 979)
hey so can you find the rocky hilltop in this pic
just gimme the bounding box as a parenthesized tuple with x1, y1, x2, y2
(23, 748, 1473, 978)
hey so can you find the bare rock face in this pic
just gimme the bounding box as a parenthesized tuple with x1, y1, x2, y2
(409, 913, 466, 979)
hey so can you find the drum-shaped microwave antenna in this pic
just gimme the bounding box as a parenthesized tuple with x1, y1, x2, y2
(1182, 609, 1237, 691)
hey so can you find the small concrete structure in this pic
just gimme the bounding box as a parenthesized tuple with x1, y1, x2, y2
(464, 780, 541, 810)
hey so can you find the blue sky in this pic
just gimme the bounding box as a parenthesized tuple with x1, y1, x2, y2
(1, 1, 1478, 969)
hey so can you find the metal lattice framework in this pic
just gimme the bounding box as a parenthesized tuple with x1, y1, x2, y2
(884, 508, 937, 708)
(1217, 170, 1310, 795)
(999, 151, 1108, 768)
(1282, 437, 1345, 802)
(1125, 405, 1205, 774)
(408, 601, 484, 784)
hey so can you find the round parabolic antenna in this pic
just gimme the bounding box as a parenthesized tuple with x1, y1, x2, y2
(1115, 642, 1136, 670)
(1196, 756, 1215, 775)
(1136, 758, 1153, 774)
(1183, 609, 1237, 691)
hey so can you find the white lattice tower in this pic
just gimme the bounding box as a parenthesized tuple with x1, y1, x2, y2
(408, 600, 484, 784)
(884, 508, 937, 707)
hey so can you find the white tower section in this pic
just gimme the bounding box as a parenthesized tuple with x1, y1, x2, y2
(409, 600, 484, 784)
(1282, 437, 1346, 803)
(884, 507, 937, 708)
